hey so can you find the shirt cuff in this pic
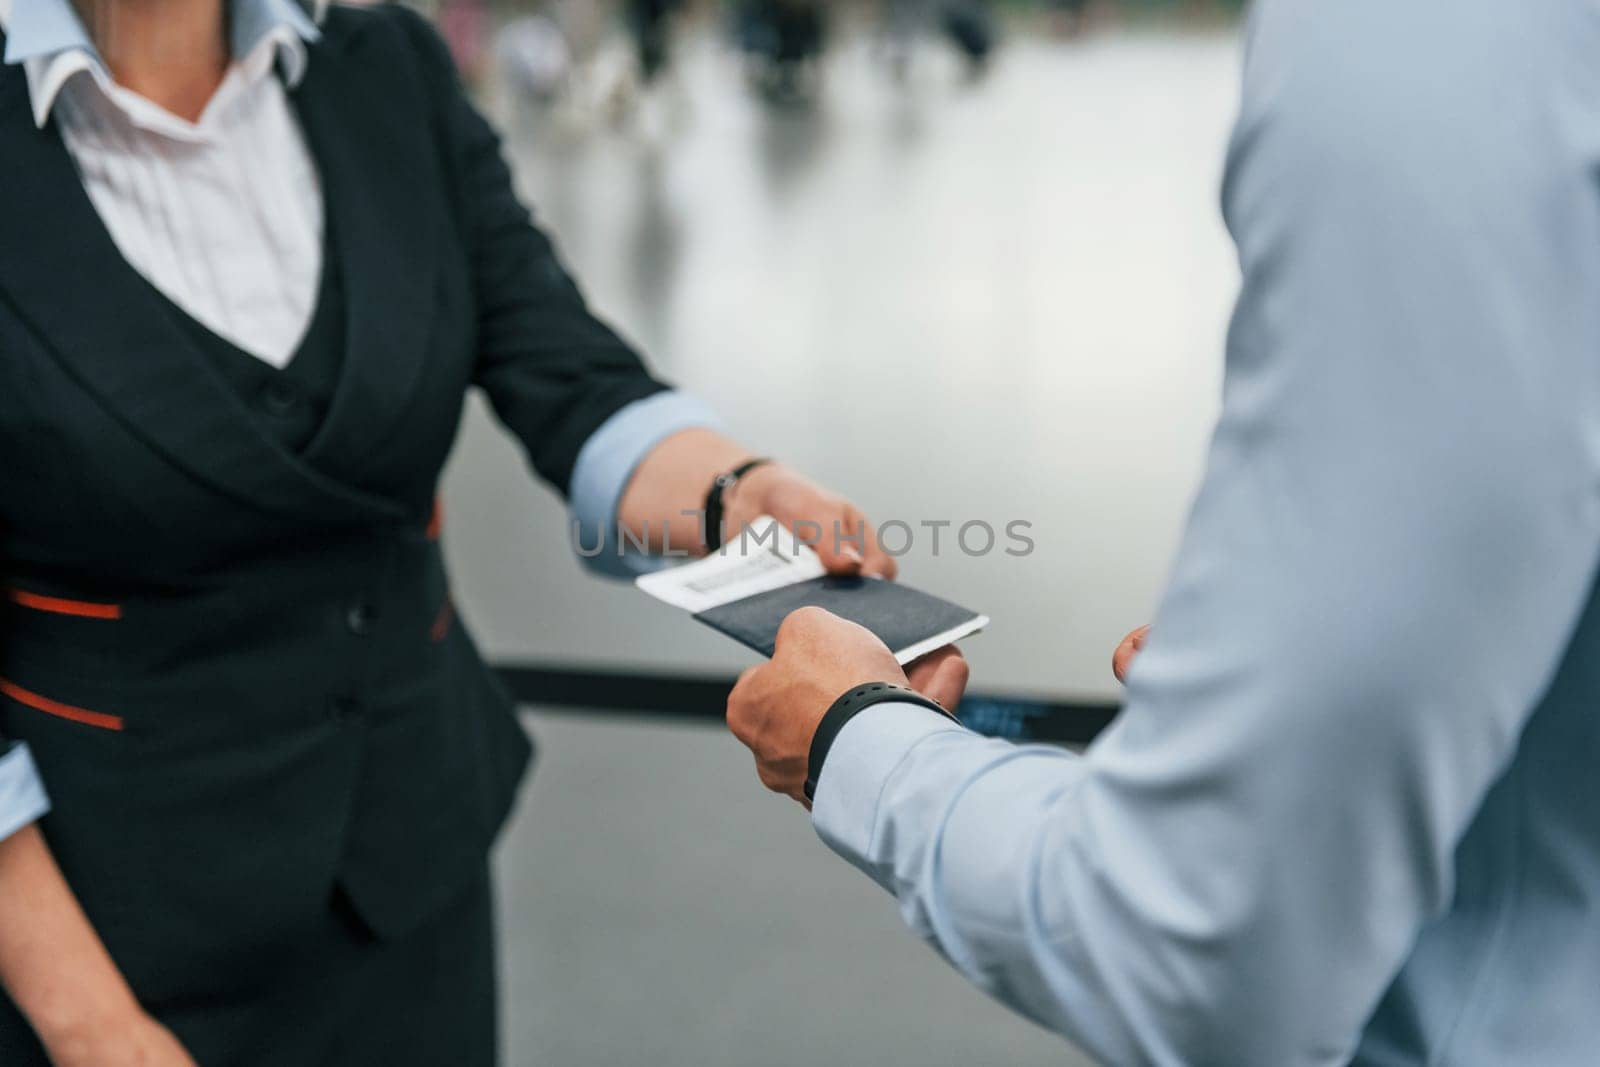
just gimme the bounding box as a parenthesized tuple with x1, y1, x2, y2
(0, 742, 50, 842)
(567, 391, 725, 579)
(811, 701, 968, 874)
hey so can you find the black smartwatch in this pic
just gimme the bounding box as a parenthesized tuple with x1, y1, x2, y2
(703, 458, 772, 552)
(804, 682, 955, 802)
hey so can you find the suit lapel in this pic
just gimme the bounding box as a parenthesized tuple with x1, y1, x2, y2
(0, 61, 405, 525)
(291, 20, 440, 480)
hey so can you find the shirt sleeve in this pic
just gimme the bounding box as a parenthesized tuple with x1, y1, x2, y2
(811, 1, 1600, 1062)
(568, 391, 724, 578)
(0, 742, 50, 843)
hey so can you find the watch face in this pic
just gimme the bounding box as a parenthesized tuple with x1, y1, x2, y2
(716, 473, 737, 489)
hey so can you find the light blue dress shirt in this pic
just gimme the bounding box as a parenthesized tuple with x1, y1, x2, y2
(0, 0, 720, 842)
(814, 2, 1600, 1063)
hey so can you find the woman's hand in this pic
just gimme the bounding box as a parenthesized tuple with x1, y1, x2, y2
(723, 463, 898, 579)
(615, 430, 896, 577)
(45, 1011, 198, 1067)
(0, 827, 195, 1067)
(1112, 624, 1150, 683)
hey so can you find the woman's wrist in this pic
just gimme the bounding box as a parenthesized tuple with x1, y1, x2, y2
(616, 428, 753, 554)
(707, 459, 782, 549)
(38, 1006, 196, 1067)
(723, 460, 786, 512)
(30, 981, 142, 1052)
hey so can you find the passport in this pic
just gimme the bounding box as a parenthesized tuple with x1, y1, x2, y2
(636, 518, 988, 663)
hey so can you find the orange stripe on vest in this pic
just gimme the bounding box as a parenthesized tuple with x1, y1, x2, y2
(6, 589, 122, 620)
(0, 678, 125, 732)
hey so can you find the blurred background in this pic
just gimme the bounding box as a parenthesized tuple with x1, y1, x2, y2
(408, 2, 1245, 1063)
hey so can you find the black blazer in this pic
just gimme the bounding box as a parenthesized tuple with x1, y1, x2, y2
(0, 4, 665, 994)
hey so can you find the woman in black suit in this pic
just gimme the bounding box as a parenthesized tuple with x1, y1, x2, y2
(0, 2, 894, 1064)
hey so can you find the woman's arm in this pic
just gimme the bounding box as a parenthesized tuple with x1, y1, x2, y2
(0, 826, 195, 1066)
(390, 7, 894, 577)
(0, 563, 185, 1060)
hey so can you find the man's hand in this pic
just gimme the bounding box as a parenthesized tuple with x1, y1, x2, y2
(904, 645, 970, 711)
(1112, 624, 1150, 683)
(727, 608, 968, 806)
(723, 464, 898, 579)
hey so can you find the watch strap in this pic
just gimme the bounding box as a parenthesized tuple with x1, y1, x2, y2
(704, 457, 772, 552)
(804, 682, 954, 801)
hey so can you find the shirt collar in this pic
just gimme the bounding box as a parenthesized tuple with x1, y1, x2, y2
(0, 0, 325, 129)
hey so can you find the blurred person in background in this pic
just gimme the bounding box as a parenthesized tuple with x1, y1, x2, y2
(493, 12, 573, 105)
(1049, 0, 1090, 37)
(882, 0, 994, 77)
(437, 0, 488, 80)
(0, 1, 895, 1064)
(734, 0, 826, 102)
(626, 0, 680, 86)
(498, 1, 621, 118)
(938, 0, 992, 71)
(729, 0, 1600, 1063)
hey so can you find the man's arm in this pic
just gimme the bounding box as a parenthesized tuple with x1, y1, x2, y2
(734, 0, 1600, 1061)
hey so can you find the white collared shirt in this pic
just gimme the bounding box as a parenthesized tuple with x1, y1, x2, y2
(4, 0, 324, 367)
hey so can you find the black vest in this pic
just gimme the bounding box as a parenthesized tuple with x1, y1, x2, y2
(155, 228, 346, 456)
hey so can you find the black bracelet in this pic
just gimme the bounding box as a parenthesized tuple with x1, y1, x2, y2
(805, 682, 955, 802)
(703, 458, 772, 552)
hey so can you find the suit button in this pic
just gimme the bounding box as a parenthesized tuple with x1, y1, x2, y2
(327, 696, 360, 724)
(262, 381, 300, 415)
(345, 602, 376, 635)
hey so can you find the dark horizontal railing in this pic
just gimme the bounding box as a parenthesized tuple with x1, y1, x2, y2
(495, 664, 1119, 746)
